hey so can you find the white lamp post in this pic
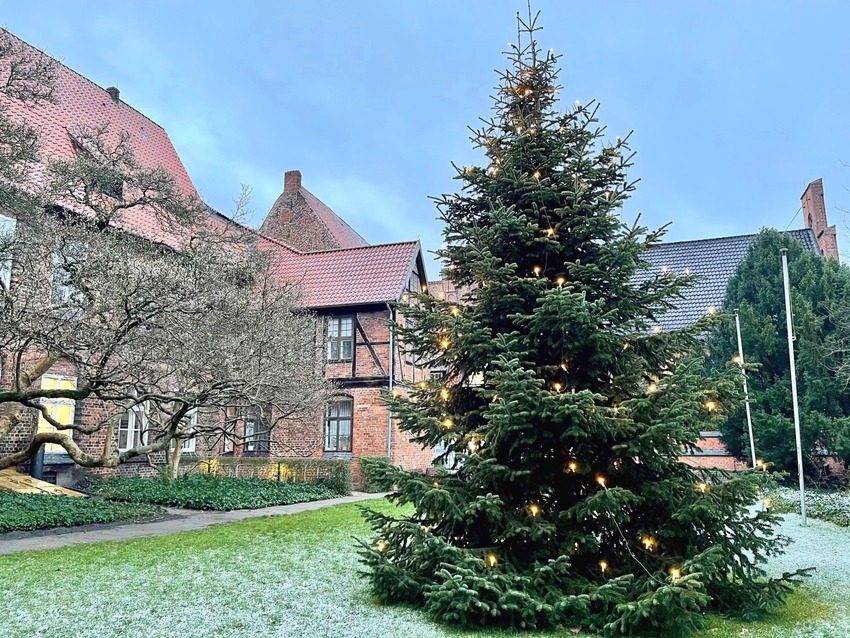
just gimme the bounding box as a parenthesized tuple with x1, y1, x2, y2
(781, 248, 807, 526)
(734, 309, 757, 469)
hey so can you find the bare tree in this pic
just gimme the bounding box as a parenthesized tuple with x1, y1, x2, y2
(0, 30, 331, 477)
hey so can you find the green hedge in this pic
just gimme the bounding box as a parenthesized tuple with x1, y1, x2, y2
(357, 456, 395, 493)
(0, 492, 161, 533)
(186, 457, 352, 495)
(89, 474, 344, 511)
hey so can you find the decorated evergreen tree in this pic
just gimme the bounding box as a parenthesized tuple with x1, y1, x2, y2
(359, 13, 806, 637)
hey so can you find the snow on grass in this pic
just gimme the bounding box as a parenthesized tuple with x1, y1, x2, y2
(772, 487, 850, 527)
(0, 500, 848, 638)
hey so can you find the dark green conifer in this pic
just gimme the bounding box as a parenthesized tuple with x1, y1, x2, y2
(359, 12, 806, 636)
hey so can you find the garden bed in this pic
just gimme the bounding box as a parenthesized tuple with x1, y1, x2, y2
(0, 492, 161, 533)
(771, 487, 850, 527)
(88, 474, 345, 511)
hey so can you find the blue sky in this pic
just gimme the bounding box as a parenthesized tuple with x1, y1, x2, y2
(4, 1, 849, 279)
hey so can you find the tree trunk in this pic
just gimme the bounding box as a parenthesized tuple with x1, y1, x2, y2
(165, 443, 183, 481)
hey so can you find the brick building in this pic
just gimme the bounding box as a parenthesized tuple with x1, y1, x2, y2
(0, 29, 434, 484)
(639, 179, 840, 469)
(255, 169, 436, 476)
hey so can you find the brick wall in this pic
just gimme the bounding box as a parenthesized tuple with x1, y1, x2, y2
(801, 178, 840, 260)
(259, 171, 343, 252)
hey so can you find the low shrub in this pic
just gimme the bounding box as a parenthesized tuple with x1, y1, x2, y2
(188, 457, 352, 495)
(771, 487, 850, 527)
(357, 456, 395, 493)
(0, 492, 160, 533)
(89, 474, 344, 511)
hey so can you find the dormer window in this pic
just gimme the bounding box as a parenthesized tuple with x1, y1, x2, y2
(69, 134, 124, 201)
(327, 317, 354, 361)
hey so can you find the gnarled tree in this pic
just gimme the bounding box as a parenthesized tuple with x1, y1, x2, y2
(0, 29, 330, 476)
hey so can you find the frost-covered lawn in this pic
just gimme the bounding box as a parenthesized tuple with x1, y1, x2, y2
(772, 487, 850, 527)
(0, 501, 845, 638)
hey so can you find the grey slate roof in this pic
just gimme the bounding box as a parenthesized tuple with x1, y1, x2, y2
(637, 228, 819, 331)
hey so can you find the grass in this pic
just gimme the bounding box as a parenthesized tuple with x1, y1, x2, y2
(0, 500, 846, 638)
(771, 487, 850, 527)
(0, 492, 160, 533)
(88, 473, 344, 510)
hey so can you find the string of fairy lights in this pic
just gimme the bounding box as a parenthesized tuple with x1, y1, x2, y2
(375, 54, 758, 586)
(377, 291, 730, 583)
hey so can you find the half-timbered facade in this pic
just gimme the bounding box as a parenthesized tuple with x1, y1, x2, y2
(0, 30, 435, 484)
(256, 171, 435, 477)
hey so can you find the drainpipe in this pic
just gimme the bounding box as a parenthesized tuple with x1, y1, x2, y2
(386, 303, 394, 460)
(29, 445, 45, 480)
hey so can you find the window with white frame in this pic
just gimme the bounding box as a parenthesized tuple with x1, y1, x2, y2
(117, 405, 148, 452)
(170, 409, 197, 453)
(327, 317, 354, 361)
(0, 213, 16, 290)
(37, 374, 77, 453)
(325, 399, 353, 452)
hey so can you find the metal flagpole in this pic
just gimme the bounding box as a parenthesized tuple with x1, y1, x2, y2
(734, 309, 757, 469)
(781, 248, 807, 526)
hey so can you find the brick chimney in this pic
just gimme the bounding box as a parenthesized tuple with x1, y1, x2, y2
(801, 178, 839, 260)
(106, 86, 120, 103)
(284, 170, 302, 193)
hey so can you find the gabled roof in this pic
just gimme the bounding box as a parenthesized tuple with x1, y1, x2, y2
(261, 170, 369, 252)
(267, 240, 421, 308)
(298, 187, 368, 249)
(637, 228, 818, 330)
(0, 30, 202, 247)
(2, 29, 420, 312)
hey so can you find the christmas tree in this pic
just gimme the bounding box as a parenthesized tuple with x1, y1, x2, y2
(359, 12, 806, 637)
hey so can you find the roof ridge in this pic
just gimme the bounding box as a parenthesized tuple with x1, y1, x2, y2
(656, 228, 808, 248)
(298, 185, 369, 248)
(2, 28, 169, 134)
(300, 239, 419, 255)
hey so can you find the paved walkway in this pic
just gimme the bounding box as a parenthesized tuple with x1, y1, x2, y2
(0, 491, 389, 555)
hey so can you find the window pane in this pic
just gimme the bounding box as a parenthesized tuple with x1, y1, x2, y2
(341, 339, 352, 360)
(325, 421, 336, 450)
(328, 341, 339, 360)
(117, 414, 129, 450)
(340, 318, 353, 337)
(328, 319, 339, 338)
(339, 417, 352, 452)
(337, 401, 353, 418)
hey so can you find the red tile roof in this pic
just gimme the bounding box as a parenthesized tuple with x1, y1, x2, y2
(0, 30, 206, 246)
(2, 29, 422, 309)
(266, 239, 420, 308)
(299, 187, 369, 249)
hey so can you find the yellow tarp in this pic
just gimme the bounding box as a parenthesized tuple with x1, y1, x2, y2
(0, 468, 84, 497)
